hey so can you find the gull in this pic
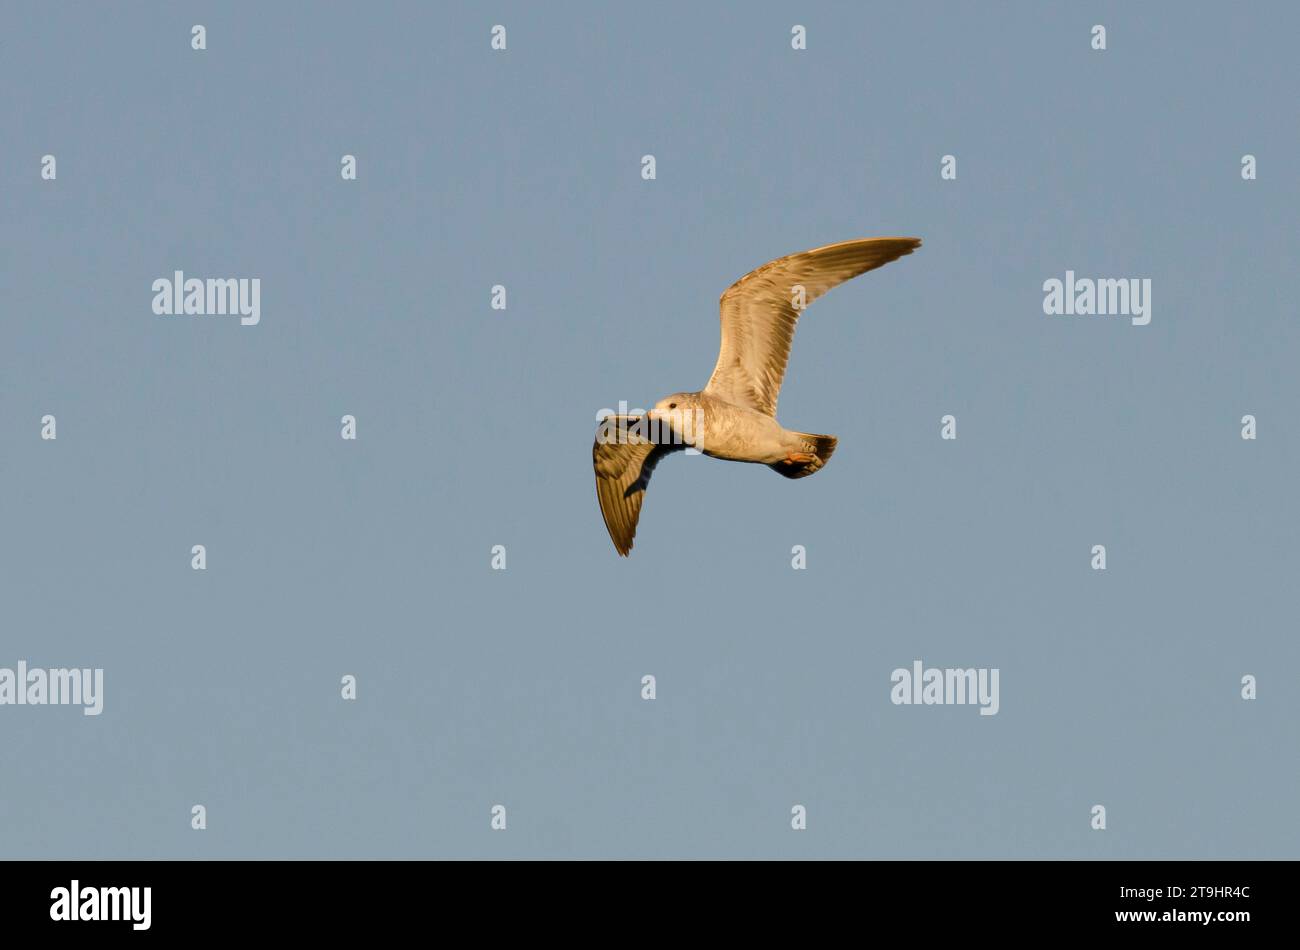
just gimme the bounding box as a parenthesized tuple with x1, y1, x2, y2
(593, 237, 921, 556)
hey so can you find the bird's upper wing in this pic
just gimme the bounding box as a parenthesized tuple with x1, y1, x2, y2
(593, 415, 683, 556)
(703, 237, 921, 416)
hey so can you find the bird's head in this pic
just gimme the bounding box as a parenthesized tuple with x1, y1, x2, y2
(645, 393, 703, 447)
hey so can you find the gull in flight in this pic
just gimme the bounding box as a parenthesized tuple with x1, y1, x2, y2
(593, 237, 921, 556)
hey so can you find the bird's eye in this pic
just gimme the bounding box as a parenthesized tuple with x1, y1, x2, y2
(669, 403, 677, 409)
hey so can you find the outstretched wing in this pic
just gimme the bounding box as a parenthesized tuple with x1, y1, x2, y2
(703, 237, 921, 416)
(593, 416, 683, 556)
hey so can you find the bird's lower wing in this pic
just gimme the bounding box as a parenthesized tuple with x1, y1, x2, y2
(593, 417, 682, 556)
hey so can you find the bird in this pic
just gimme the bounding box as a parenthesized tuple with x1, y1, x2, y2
(593, 236, 921, 556)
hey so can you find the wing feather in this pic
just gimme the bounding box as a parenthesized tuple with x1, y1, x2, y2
(703, 237, 921, 416)
(593, 416, 682, 556)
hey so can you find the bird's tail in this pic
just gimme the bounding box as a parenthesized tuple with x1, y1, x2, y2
(768, 433, 838, 479)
